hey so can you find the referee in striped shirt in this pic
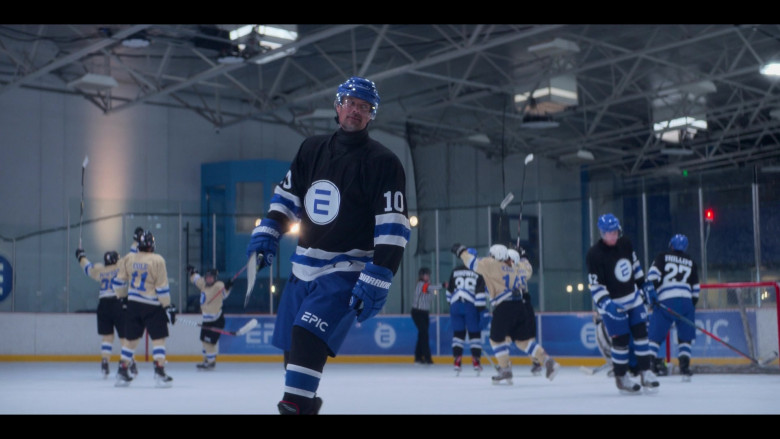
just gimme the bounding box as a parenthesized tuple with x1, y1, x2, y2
(411, 268, 443, 364)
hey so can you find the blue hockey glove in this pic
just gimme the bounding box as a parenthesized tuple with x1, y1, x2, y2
(597, 298, 625, 319)
(349, 262, 393, 323)
(246, 218, 282, 270)
(642, 281, 658, 305)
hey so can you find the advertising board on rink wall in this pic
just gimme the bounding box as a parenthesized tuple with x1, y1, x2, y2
(219, 310, 775, 360)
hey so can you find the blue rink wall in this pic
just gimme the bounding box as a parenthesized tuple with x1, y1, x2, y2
(0, 310, 773, 364)
(220, 309, 774, 361)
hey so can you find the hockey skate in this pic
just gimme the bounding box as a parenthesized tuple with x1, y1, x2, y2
(491, 366, 513, 385)
(101, 358, 109, 378)
(544, 357, 560, 381)
(129, 359, 138, 377)
(640, 369, 660, 393)
(454, 355, 462, 376)
(154, 361, 173, 388)
(652, 358, 669, 376)
(196, 360, 216, 371)
(278, 396, 323, 415)
(115, 362, 133, 387)
(615, 374, 641, 394)
(472, 357, 483, 375)
(530, 360, 542, 376)
(679, 357, 693, 382)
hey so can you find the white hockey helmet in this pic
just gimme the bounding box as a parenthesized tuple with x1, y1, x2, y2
(507, 249, 520, 265)
(489, 244, 508, 261)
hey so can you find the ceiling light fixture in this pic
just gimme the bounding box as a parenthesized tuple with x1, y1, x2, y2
(67, 73, 118, 91)
(122, 32, 150, 48)
(760, 62, 780, 77)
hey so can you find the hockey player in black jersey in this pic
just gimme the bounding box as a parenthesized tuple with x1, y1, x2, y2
(646, 234, 700, 381)
(586, 213, 659, 394)
(246, 76, 410, 415)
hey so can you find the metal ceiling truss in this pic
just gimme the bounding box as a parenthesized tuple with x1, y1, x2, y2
(1, 24, 779, 179)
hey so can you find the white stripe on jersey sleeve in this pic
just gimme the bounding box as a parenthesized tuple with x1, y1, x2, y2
(269, 186, 301, 221)
(374, 212, 410, 247)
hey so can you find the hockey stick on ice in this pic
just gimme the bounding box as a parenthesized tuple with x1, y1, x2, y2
(580, 360, 612, 375)
(79, 155, 89, 248)
(654, 301, 779, 367)
(178, 317, 258, 336)
(516, 153, 534, 249)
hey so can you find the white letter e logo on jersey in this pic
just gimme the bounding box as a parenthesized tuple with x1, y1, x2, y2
(613, 258, 632, 282)
(305, 180, 340, 225)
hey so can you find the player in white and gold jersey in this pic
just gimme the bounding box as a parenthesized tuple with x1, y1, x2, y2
(76, 248, 123, 378)
(112, 230, 177, 388)
(188, 267, 232, 370)
(452, 243, 560, 385)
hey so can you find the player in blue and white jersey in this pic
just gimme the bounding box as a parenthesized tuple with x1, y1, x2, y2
(246, 76, 410, 415)
(646, 234, 700, 381)
(447, 264, 488, 374)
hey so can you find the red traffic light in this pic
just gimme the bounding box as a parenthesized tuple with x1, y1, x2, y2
(704, 208, 715, 223)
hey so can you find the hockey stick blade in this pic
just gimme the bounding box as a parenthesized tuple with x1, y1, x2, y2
(758, 351, 779, 367)
(499, 192, 514, 211)
(580, 361, 611, 375)
(235, 318, 259, 336)
(177, 317, 255, 336)
(82, 156, 89, 169)
(244, 253, 258, 308)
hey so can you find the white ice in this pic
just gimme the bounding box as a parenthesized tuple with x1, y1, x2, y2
(1, 361, 778, 415)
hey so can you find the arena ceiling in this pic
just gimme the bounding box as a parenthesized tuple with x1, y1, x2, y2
(2, 24, 780, 180)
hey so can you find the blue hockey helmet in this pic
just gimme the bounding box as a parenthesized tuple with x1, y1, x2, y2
(597, 213, 622, 234)
(669, 234, 688, 252)
(335, 76, 380, 120)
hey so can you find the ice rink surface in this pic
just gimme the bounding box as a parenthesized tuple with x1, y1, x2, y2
(1, 361, 778, 417)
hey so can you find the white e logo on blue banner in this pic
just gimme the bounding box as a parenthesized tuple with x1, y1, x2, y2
(0, 255, 12, 303)
(305, 180, 340, 225)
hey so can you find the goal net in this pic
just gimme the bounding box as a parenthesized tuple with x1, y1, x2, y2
(658, 282, 780, 374)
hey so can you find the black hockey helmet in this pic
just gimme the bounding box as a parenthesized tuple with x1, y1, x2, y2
(204, 268, 218, 286)
(138, 230, 155, 252)
(133, 227, 145, 243)
(104, 251, 119, 266)
(418, 267, 431, 278)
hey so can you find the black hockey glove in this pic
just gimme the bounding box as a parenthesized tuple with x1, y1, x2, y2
(186, 265, 196, 277)
(451, 243, 467, 258)
(164, 305, 177, 325)
(224, 279, 234, 291)
(75, 248, 86, 262)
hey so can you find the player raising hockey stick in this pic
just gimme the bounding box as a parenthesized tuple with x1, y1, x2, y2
(188, 266, 233, 370)
(451, 243, 560, 385)
(246, 76, 410, 415)
(586, 213, 659, 394)
(75, 248, 125, 378)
